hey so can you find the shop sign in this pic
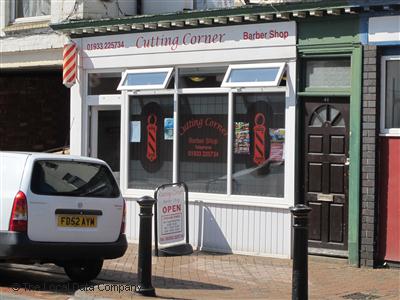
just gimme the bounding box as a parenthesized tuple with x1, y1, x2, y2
(179, 115, 228, 162)
(155, 184, 186, 245)
(82, 22, 296, 57)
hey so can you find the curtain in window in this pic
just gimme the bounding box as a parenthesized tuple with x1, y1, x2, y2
(16, 0, 51, 18)
(194, 0, 234, 9)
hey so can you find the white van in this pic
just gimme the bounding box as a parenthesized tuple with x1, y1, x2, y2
(0, 152, 127, 282)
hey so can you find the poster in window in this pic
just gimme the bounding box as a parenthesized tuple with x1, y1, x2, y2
(164, 118, 174, 140)
(180, 115, 228, 162)
(130, 121, 141, 143)
(234, 122, 250, 154)
(269, 128, 285, 162)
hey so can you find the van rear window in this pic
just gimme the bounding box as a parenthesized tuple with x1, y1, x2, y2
(31, 160, 120, 197)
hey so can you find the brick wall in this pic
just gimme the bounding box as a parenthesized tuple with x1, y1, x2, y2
(0, 71, 70, 152)
(360, 45, 378, 267)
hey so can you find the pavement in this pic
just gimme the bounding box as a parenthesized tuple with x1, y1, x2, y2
(0, 243, 399, 300)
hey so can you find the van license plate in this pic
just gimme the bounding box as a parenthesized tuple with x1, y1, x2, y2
(57, 215, 97, 228)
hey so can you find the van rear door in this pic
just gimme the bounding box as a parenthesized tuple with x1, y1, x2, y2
(26, 159, 123, 243)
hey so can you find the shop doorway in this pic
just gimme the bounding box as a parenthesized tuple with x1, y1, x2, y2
(302, 97, 350, 254)
(90, 106, 121, 184)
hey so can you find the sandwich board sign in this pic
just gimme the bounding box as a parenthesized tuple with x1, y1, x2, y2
(154, 182, 193, 256)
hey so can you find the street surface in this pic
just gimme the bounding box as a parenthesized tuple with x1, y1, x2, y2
(0, 244, 399, 299)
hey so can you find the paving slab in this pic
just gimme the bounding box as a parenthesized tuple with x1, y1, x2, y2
(0, 244, 399, 300)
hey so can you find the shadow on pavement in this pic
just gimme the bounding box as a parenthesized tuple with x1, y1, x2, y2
(0, 262, 232, 298)
(98, 268, 232, 290)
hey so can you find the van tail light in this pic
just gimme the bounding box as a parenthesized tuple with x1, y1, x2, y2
(120, 199, 126, 234)
(9, 191, 28, 232)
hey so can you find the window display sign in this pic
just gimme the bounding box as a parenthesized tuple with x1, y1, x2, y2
(234, 122, 250, 154)
(154, 182, 193, 256)
(179, 115, 228, 162)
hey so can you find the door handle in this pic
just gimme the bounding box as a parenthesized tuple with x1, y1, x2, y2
(345, 157, 350, 166)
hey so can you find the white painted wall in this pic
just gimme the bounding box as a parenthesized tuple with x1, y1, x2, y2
(0, 0, 136, 69)
(51, 0, 137, 24)
(125, 199, 292, 258)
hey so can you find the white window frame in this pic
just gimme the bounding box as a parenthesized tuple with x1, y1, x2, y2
(380, 55, 400, 136)
(117, 68, 174, 91)
(10, 0, 51, 24)
(86, 69, 123, 106)
(119, 64, 295, 208)
(221, 63, 286, 88)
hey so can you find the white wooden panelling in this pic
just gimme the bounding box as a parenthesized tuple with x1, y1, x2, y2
(125, 199, 291, 258)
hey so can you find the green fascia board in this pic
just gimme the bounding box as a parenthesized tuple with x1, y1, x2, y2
(298, 15, 361, 46)
(298, 45, 357, 55)
(50, 0, 365, 31)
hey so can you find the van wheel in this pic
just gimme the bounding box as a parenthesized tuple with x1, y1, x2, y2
(64, 259, 103, 283)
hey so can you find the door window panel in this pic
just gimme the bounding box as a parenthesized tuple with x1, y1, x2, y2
(232, 93, 285, 197)
(128, 96, 173, 189)
(97, 110, 120, 182)
(305, 59, 351, 89)
(179, 94, 228, 194)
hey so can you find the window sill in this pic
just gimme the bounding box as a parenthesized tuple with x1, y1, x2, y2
(4, 19, 50, 33)
(13, 15, 51, 24)
(379, 132, 400, 137)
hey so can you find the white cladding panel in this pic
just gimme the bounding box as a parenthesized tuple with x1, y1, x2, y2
(83, 46, 295, 69)
(125, 199, 291, 258)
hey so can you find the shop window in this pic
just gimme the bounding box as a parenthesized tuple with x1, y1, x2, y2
(88, 73, 121, 95)
(222, 63, 286, 87)
(304, 59, 351, 89)
(179, 67, 227, 88)
(232, 93, 285, 197)
(179, 94, 228, 194)
(118, 68, 173, 90)
(128, 96, 174, 189)
(13, 0, 50, 19)
(382, 57, 400, 133)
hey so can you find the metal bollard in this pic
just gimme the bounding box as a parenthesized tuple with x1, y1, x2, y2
(135, 196, 156, 297)
(290, 204, 312, 300)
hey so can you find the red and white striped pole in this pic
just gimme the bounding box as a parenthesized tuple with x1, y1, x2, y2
(63, 42, 77, 88)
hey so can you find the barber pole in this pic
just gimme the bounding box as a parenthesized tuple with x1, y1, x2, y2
(253, 113, 267, 165)
(63, 42, 77, 88)
(146, 114, 158, 162)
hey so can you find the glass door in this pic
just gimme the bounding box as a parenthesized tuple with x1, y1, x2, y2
(91, 106, 121, 184)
